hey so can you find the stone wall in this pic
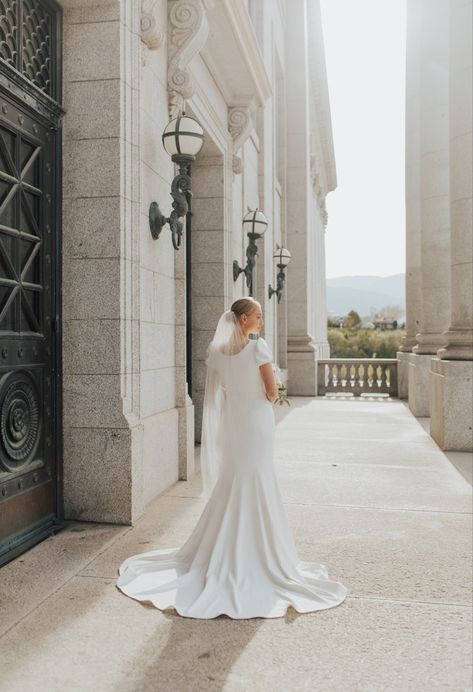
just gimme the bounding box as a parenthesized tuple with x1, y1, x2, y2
(61, 0, 142, 524)
(58, 0, 337, 524)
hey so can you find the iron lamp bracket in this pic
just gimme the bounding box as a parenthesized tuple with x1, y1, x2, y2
(233, 232, 262, 296)
(268, 265, 287, 303)
(148, 154, 194, 250)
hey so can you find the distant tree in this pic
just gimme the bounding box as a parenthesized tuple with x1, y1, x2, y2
(327, 314, 338, 327)
(328, 327, 406, 358)
(344, 309, 362, 329)
(375, 304, 404, 321)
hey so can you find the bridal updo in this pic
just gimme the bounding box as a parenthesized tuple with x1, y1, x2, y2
(231, 297, 261, 319)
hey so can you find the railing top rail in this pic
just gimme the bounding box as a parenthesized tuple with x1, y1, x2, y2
(318, 359, 398, 364)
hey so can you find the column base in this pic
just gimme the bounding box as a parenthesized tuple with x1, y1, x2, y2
(397, 351, 411, 399)
(313, 340, 330, 359)
(413, 331, 449, 354)
(430, 358, 473, 451)
(287, 336, 317, 396)
(408, 353, 434, 416)
(437, 328, 473, 360)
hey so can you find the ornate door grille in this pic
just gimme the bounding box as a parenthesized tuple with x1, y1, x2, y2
(0, 0, 62, 564)
(0, 0, 59, 100)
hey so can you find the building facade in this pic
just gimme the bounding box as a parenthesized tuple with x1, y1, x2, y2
(399, 0, 472, 451)
(0, 0, 335, 561)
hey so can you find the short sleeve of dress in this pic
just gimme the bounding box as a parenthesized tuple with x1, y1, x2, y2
(254, 337, 273, 366)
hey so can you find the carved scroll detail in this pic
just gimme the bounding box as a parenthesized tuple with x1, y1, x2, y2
(167, 0, 208, 118)
(228, 106, 253, 175)
(141, 0, 165, 68)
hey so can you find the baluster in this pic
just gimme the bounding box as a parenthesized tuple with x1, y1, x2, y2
(330, 363, 337, 390)
(384, 365, 390, 391)
(376, 364, 383, 390)
(358, 363, 365, 392)
(347, 365, 355, 389)
(367, 363, 374, 388)
(340, 363, 347, 389)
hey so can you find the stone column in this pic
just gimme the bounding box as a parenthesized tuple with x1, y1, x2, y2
(408, 0, 451, 417)
(62, 1, 144, 524)
(175, 225, 195, 481)
(397, 0, 423, 399)
(285, 0, 318, 395)
(430, 0, 473, 450)
(190, 153, 226, 442)
(311, 203, 330, 360)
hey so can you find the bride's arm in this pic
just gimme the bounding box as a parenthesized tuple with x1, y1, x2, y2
(259, 363, 279, 403)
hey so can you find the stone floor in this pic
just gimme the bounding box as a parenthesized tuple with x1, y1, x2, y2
(0, 397, 472, 692)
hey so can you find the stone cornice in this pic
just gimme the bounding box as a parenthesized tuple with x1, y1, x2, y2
(200, 0, 272, 109)
(167, 0, 209, 118)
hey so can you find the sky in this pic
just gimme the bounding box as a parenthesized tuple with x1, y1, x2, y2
(319, 0, 407, 279)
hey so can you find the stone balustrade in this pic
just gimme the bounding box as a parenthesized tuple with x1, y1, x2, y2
(317, 359, 399, 397)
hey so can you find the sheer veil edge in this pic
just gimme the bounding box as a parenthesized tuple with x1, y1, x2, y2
(199, 308, 247, 499)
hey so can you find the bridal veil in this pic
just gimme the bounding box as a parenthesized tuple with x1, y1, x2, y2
(199, 308, 249, 499)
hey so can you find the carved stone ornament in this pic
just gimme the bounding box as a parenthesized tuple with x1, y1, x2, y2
(232, 154, 243, 175)
(141, 1, 165, 51)
(228, 106, 253, 174)
(167, 0, 209, 118)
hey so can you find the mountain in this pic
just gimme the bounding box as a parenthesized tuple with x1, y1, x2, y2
(326, 273, 405, 319)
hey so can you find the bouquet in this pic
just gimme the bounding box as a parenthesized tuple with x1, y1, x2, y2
(272, 364, 291, 406)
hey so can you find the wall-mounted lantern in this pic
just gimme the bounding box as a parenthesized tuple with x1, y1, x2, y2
(233, 208, 268, 295)
(268, 245, 291, 303)
(149, 113, 204, 250)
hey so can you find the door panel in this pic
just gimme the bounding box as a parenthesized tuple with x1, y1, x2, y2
(0, 89, 58, 562)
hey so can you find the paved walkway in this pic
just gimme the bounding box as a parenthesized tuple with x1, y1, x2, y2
(1, 398, 472, 692)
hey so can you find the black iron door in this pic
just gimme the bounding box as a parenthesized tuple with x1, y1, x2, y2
(0, 0, 63, 564)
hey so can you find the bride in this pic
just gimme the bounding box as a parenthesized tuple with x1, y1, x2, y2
(116, 297, 348, 619)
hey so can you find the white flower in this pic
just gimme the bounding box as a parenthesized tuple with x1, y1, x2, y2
(272, 363, 283, 386)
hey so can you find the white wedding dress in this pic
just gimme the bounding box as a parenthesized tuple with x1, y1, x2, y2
(116, 336, 348, 619)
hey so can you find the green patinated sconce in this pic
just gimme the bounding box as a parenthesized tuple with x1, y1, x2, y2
(149, 113, 204, 250)
(268, 245, 291, 303)
(233, 208, 268, 296)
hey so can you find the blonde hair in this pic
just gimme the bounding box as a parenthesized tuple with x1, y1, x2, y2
(230, 297, 261, 319)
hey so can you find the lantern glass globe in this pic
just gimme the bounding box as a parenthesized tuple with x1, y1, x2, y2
(162, 114, 204, 157)
(242, 209, 268, 236)
(274, 247, 291, 267)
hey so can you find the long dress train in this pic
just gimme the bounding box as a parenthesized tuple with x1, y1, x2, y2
(116, 337, 348, 619)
